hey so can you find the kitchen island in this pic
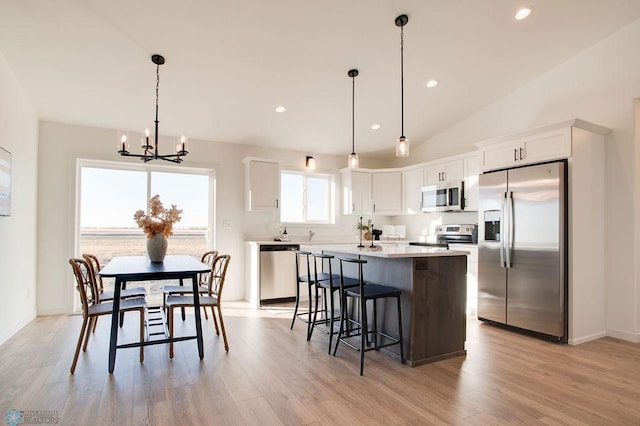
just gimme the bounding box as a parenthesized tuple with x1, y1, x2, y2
(301, 243, 469, 367)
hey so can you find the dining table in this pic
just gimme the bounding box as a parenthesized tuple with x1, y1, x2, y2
(98, 254, 211, 373)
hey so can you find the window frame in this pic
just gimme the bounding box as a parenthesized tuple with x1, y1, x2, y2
(74, 158, 216, 255)
(279, 170, 335, 225)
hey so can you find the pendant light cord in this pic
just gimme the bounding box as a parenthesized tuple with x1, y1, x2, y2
(352, 75, 355, 154)
(400, 24, 404, 137)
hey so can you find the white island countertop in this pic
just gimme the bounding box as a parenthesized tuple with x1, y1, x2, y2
(299, 243, 469, 259)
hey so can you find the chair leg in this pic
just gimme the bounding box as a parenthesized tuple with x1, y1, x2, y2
(327, 288, 335, 354)
(333, 293, 347, 356)
(211, 305, 220, 335)
(290, 281, 300, 330)
(82, 316, 94, 351)
(397, 295, 404, 364)
(92, 315, 98, 333)
(372, 299, 378, 349)
(307, 283, 319, 341)
(216, 304, 229, 352)
(70, 317, 88, 374)
(203, 302, 209, 320)
(360, 297, 367, 376)
(139, 309, 145, 363)
(119, 311, 125, 327)
(169, 307, 175, 359)
(179, 279, 186, 321)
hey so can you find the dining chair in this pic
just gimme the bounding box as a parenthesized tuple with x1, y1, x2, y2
(68, 257, 147, 374)
(83, 253, 146, 328)
(162, 250, 218, 320)
(166, 254, 231, 357)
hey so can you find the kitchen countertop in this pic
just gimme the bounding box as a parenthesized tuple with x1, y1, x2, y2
(299, 243, 469, 259)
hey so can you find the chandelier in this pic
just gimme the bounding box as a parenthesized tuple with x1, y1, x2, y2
(117, 54, 188, 164)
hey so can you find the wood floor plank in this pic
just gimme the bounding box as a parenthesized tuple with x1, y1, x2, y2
(0, 304, 639, 425)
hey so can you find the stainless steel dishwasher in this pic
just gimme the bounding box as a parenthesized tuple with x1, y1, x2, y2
(259, 244, 300, 304)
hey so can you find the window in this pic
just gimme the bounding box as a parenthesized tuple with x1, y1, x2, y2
(280, 171, 333, 224)
(77, 160, 214, 305)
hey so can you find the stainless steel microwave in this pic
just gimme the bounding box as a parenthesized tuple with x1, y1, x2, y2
(421, 181, 465, 212)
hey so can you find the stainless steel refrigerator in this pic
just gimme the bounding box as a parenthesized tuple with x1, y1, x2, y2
(477, 160, 567, 342)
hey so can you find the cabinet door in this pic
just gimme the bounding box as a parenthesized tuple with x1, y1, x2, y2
(463, 155, 481, 211)
(481, 127, 572, 171)
(343, 170, 372, 214)
(481, 141, 521, 171)
(247, 160, 279, 211)
(372, 171, 402, 215)
(402, 167, 424, 214)
(520, 127, 571, 165)
(425, 160, 464, 185)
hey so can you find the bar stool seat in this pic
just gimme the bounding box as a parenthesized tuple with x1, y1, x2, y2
(333, 257, 404, 376)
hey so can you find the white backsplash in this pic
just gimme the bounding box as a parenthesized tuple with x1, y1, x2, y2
(389, 211, 478, 241)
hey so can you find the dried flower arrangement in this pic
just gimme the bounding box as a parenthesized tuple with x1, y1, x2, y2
(133, 194, 183, 238)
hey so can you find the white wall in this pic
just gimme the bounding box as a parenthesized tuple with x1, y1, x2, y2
(391, 20, 640, 342)
(36, 121, 392, 313)
(0, 53, 39, 345)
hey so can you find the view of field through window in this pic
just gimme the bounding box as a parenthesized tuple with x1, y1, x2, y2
(79, 166, 211, 304)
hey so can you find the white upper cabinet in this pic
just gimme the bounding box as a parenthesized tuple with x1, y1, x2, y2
(425, 160, 464, 185)
(402, 167, 424, 214)
(463, 154, 481, 211)
(477, 126, 571, 171)
(342, 169, 372, 215)
(371, 171, 402, 215)
(244, 159, 280, 212)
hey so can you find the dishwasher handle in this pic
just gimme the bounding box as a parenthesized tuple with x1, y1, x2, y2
(259, 245, 300, 252)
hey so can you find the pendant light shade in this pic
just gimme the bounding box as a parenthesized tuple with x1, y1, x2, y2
(347, 69, 359, 169)
(395, 14, 410, 158)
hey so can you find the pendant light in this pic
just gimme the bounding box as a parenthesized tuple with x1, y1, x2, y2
(395, 14, 409, 158)
(347, 69, 359, 169)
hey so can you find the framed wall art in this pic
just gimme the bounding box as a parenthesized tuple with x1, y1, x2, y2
(0, 147, 11, 216)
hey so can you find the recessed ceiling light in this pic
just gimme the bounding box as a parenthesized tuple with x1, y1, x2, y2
(515, 7, 533, 21)
(371, 124, 381, 130)
(426, 80, 438, 88)
(275, 106, 286, 113)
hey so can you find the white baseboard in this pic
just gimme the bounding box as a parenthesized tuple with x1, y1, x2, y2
(606, 327, 640, 343)
(568, 330, 607, 345)
(0, 312, 36, 347)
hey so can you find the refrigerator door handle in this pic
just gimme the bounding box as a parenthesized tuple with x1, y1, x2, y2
(506, 191, 514, 268)
(500, 193, 506, 267)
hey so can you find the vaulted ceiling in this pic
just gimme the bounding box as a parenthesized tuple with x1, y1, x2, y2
(2, 0, 640, 160)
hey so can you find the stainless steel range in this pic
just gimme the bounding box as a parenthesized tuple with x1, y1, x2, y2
(409, 224, 477, 248)
(435, 224, 477, 245)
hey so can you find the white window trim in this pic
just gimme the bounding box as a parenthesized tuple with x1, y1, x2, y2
(280, 170, 335, 225)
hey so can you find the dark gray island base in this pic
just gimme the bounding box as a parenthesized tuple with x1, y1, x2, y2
(313, 245, 468, 367)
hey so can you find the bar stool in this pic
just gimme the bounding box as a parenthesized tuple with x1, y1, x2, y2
(309, 254, 359, 353)
(290, 250, 322, 340)
(333, 257, 404, 376)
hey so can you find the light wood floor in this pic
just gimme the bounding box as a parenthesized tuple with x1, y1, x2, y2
(1, 302, 639, 425)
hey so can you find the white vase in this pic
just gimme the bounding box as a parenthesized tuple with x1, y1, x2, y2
(147, 233, 168, 262)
